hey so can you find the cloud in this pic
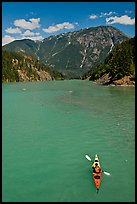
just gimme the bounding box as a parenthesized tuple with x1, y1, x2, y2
(89, 12, 116, 19)
(2, 35, 16, 46)
(89, 15, 98, 19)
(21, 30, 40, 37)
(43, 22, 75, 33)
(14, 18, 40, 30)
(5, 27, 21, 34)
(23, 35, 44, 41)
(100, 11, 116, 17)
(106, 15, 135, 25)
(2, 34, 44, 46)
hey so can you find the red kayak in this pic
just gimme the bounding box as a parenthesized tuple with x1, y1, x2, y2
(92, 154, 102, 192)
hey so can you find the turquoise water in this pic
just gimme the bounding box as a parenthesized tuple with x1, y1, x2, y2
(2, 80, 135, 202)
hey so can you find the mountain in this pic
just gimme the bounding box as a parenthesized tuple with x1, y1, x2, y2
(3, 26, 129, 79)
(84, 37, 135, 85)
(2, 50, 64, 82)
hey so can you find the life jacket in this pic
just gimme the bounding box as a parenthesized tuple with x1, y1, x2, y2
(95, 167, 100, 173)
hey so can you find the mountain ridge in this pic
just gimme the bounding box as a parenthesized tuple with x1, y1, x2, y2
(84, 37, 135, 85)
(2, 50, 64, 82)
(3, 25, 129, 79)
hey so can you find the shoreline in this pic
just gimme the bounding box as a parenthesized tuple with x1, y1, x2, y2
(93, 81, 135, 87)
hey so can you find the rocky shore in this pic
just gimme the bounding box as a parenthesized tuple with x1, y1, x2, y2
(94, 74, 135, 86)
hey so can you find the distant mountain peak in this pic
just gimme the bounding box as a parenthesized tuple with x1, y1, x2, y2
(3, 25, 128, 79)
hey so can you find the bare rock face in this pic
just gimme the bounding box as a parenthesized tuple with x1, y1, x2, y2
(12, 58, 19, 65)
(3, 49, 64, 82)
(94, 75, 135, 86)
(37, 70, 52, 81)
(94, 74, 111, 84)
(113, 76, 135, 85)
(17, 70, 30, 81)
(17, 69, 53, 82)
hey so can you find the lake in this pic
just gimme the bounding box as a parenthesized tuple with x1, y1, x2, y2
(2, 80, 135, 202)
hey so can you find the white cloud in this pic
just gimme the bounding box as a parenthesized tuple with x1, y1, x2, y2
(21, 30, 40, 37)
(100, 11, 116, 17)
(2, 34, 43, 46)
(5, 27, 21, 34)
(104, 12, 113, 16)
(2, 35, 16, 46)
(43, 22, 75, 33)
(23, 35, 44, 41)
(14, 18, 40, 30)
(89, 15, 98, 19)
(106, 15, 135, 25)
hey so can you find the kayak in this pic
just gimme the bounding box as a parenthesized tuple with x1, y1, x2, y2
(92, 154, 102, 192)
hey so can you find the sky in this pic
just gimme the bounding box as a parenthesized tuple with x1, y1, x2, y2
(2, 2, 135, 46)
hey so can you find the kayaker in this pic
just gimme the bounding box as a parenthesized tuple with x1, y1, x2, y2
(92, 163, 101, 173)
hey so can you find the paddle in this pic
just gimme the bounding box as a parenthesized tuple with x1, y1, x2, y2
(85, 154, 111, 176)
(85, 154, 92, 161)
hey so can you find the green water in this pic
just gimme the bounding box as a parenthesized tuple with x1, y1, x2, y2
(2, 80, 135, 202)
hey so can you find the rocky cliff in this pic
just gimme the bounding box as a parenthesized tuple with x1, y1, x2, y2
(85, 37, 135, 85)
(2, 50, 64, 82)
